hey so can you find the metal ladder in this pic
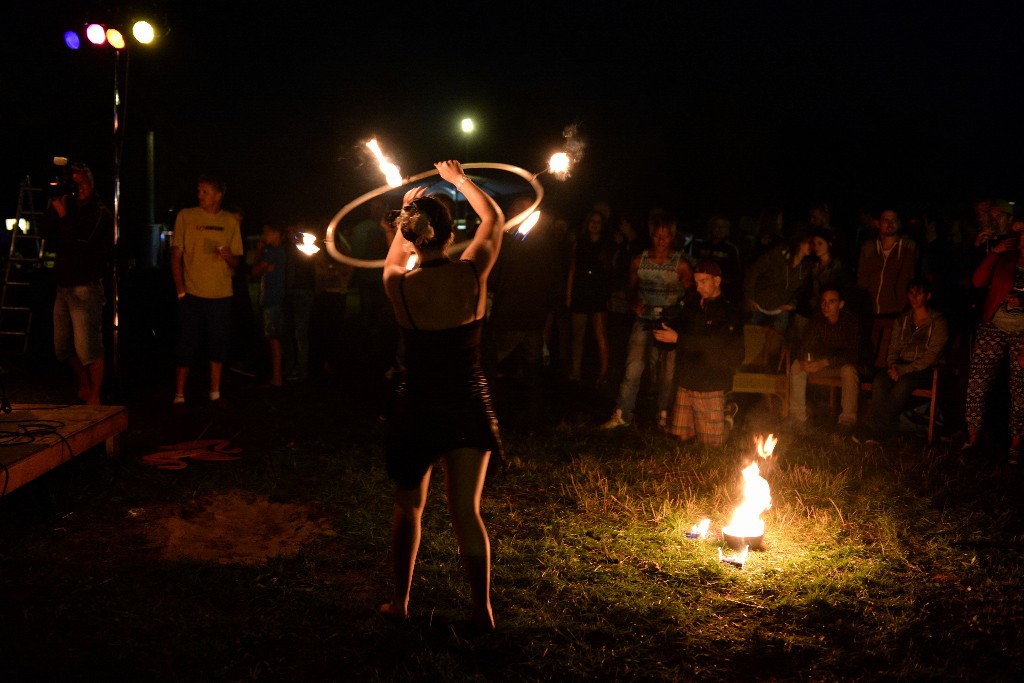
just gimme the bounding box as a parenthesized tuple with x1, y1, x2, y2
(1, 177, 49, 354)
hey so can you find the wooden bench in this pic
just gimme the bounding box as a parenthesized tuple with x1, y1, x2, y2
(730, 324, 790, 417)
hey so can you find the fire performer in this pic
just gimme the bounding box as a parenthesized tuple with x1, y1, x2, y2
(379, 160, 503, 632)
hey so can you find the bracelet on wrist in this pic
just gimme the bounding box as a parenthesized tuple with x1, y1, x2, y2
(455, 175, 469, 192)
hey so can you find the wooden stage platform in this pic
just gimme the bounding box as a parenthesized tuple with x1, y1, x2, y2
(0, 404, 128, 496)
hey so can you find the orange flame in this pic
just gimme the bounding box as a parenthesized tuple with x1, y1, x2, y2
(756, 433, 778, 459)
(722, 434, 777, 538)
(548, 152, 570, 174)
(296, 232, 320, 255)
(366, 139, 403, 188)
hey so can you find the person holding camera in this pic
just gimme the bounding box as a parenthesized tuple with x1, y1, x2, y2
(170, 174, 242, 410)
(961, 222, 1024, 464)
(40, 163, 113, 405)
(653, 261, 744, 446)
(601, 214, 692, 429)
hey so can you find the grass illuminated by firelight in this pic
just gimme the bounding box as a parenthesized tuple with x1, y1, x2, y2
(1, 389, 1022, 682)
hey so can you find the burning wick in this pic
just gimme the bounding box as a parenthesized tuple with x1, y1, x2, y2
(718, 546, 748, 569)
(685, 518, 711, 540)
(517, 210, 541, 238)
(366, 139, 403, 188)
(548, 152, 570, 175)
(295, 232, 320, 255)
(721, 434, 778, 542)
(532, 152, 571, 181)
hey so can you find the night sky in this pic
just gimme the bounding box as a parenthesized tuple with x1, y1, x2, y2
(4, 1, 1023, 235)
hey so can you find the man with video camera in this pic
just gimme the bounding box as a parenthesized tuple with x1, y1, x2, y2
(40, 162, 114, 405)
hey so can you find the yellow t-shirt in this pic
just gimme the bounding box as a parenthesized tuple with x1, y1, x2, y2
(171, 207, 242, 298)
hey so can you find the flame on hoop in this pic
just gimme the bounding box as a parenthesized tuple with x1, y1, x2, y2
(517, 210, 541, 237)
(296, 232, 320, 255)
(366, 139, 403, 188)
(548, 152, 570, 175)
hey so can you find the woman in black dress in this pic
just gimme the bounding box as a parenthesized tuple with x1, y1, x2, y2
(566, 210, 614, 385)
(380, 160, 504, 632)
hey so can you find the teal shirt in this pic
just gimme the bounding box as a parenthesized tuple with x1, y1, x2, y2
(259, 244, 286, 308)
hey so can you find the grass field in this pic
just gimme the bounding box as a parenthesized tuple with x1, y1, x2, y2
(1, 358, 1022, 682)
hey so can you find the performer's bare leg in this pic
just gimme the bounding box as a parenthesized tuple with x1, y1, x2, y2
(444, 448, 494, 632)
(380, 468, 432, 620)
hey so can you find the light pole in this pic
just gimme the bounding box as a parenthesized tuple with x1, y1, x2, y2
(64, 20, 157, 382)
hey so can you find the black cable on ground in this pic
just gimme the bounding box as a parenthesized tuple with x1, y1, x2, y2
(0, 419, 74, 501)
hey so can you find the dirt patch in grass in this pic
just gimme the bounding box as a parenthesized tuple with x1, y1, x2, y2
(144, 490, 333, 565)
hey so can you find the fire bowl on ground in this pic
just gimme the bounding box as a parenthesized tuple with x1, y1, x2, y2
(723, 531, 764, 551)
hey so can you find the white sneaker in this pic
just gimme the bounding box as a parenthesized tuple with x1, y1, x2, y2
(600, 408, 628, 429)
(723, 402, 739, 430)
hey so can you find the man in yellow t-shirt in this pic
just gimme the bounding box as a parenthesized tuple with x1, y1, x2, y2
(170, 175, 242, 410)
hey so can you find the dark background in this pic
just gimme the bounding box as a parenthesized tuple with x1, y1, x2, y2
(3, 0, 1024, 236)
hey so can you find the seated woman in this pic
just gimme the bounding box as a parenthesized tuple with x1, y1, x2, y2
(853, 278, 948, 445)
(791, 227, 848, 349)
(379, 160, 504, 631)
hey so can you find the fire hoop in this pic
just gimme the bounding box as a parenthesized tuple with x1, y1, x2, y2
(324, 162, 546, 268)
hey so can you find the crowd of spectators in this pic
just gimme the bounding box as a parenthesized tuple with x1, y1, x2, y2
(474, 195, 1020, 463)
(169, 188, 1023, 465)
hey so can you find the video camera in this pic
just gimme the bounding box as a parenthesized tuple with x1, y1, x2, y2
(640, 305, 682, 331)
(641, 304, 684, 349)
(46, 157, 85, 199)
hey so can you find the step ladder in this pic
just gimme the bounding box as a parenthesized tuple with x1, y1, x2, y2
(1, 177, 50, 354)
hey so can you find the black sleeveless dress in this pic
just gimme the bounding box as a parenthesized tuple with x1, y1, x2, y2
(385, 260, 502, 490)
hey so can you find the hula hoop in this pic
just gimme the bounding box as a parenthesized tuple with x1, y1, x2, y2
(324, 162, 545, 268)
